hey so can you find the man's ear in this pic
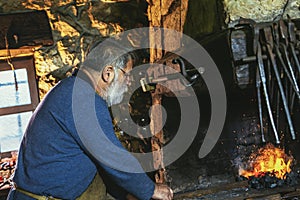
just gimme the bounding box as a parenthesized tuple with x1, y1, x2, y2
(102, 65, 115, 83)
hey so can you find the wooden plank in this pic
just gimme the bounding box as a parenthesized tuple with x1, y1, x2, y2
(0, 48, 36, 60)
(173, 180, 248, 200)
(228, 186, 298, 200)
(174, 181, 300, 200)
(282, 188, 300, 199)
(246, 193, 281, 200)
(242, 187, 297, 200)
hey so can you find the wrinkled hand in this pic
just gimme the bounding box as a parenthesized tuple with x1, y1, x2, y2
(151, 183, 173, 200)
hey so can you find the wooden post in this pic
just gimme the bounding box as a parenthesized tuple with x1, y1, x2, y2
(146, 0, 189, 184)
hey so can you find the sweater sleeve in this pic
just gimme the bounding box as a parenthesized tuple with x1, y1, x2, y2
(72, 90, 155, 200)
(95, 98, 155, 200)
(99, 164, 154, 200)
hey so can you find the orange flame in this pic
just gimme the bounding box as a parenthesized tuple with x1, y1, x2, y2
(239, 143, 293, 179)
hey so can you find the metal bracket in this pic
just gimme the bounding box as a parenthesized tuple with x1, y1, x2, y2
(140, 57, 200, 92)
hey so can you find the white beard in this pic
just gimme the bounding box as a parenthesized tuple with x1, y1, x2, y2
(106, 79, 128, 107)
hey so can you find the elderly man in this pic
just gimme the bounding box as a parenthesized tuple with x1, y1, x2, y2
(7, 39, 173, 200)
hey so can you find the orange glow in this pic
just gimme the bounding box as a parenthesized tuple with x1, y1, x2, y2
(239, 143, 293, 179)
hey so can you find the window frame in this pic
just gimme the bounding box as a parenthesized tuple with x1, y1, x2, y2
(0, 56, 39, 116)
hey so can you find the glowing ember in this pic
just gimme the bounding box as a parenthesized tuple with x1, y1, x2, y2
(239, 143, 293, 180)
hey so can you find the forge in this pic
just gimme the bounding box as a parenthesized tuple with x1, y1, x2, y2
(161, 90, 300, 199)
(159, 19, 300, 200)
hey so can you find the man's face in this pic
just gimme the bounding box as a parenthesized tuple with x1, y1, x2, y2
(106, 60, 132, 106)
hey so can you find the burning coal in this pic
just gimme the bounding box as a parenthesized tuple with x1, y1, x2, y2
(239, 143, 293, 180)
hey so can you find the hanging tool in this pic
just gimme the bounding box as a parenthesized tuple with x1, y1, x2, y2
(280, 44, 300, 100)
(256, 67, 266, 143)
(252, 26, 272, 143)
(287, 18, 300, 75)
(263, 27, 296, 140)
(256, 39, 280, 144)
(272, 21, 300, 101)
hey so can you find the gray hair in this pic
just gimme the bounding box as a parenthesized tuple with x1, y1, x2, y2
(82, 39, 134, 73)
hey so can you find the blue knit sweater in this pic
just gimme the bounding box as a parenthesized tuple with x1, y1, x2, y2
(9, 73, 155, 200)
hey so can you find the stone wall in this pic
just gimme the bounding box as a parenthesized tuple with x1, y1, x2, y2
(0, 0, 148, 98)
(223, 0, 300, 27)
(3, 0, 299, 97)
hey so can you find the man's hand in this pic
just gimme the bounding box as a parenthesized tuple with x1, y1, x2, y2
(151, 183, 173, 200)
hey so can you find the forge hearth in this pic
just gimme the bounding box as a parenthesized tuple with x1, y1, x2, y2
(237, 143, 300, 191)
(239, 143, 294, 178)
(245, 171, 300, 190)
(164, 84, 300, 199)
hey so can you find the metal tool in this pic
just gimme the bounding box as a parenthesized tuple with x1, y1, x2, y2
(140, 57, 201, 92)
(256, 67, 266, 142)
(287, 18, 300, 74)
(256, 40, 280, 144)
(280, 43, 300, 100)
(264, 27, 296, 140)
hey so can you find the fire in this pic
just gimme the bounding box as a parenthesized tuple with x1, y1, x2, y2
(239, 143, 293, 180)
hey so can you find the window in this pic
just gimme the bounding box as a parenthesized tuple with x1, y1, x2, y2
(0, 56, 39, 153)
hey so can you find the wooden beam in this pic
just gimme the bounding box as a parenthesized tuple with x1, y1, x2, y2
(147, 0, 189, 184)
(0, 47, 38, 60)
